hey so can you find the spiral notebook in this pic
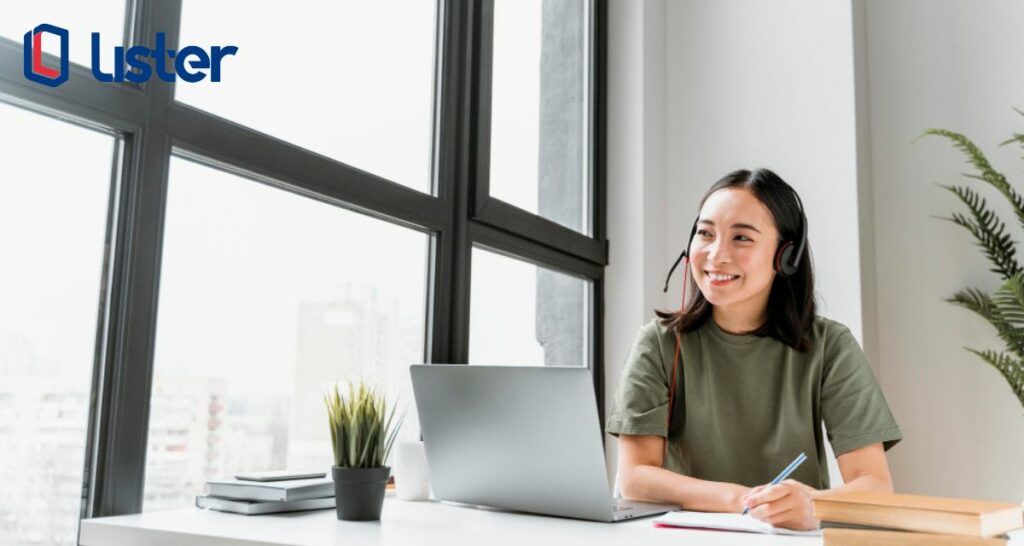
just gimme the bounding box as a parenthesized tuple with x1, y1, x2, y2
(653, 511, 823, 537)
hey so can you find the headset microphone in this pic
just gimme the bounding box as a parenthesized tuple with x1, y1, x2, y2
(663, 218, 701, 293)
(663, 249, 687, 293)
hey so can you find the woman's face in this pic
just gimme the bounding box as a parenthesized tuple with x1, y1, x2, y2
(688, 187, 780, 314)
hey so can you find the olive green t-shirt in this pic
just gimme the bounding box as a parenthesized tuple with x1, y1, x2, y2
(606, 316, 902, 490)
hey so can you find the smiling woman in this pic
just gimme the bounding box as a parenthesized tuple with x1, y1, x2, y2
(660, 169, 814, 350)
(607, 169, 903, 531)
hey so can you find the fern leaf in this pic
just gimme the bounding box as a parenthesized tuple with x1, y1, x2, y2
(924, 128, 1024, 232)
(998, 133, 1024, 148)
(990, 273, 1024, 356)
(998, 107, 1024, 156)
(940, 184, 1021, 278)
(964, 348, 1024, 409)
(947, 288, 996, 321)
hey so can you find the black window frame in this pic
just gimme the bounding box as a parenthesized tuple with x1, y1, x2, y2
(0, 0, 607, 520)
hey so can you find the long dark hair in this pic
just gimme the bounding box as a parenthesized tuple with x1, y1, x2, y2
(656, 168, 816, 351)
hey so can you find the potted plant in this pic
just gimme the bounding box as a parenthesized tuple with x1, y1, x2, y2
(927, 122, 1024, 409)
(325, 381, 404, 521)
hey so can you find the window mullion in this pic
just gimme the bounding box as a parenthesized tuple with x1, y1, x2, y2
(88, 0, 180, 517)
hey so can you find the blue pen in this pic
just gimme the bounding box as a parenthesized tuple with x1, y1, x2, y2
(741, 452, 808, 516)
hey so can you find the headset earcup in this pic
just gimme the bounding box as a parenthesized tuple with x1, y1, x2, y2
(775, 241, 797, 277)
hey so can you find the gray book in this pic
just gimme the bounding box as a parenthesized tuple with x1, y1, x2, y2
(195, 495, 335, 515)
(204, 477, 334, 502)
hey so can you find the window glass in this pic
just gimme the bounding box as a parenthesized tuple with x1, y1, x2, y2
(144, 157, 428, 511)
(175, 0, 438, 194)
(469, 247, 589, 367)
(0, 102, 115, 546)
(489, 0, 591, 234)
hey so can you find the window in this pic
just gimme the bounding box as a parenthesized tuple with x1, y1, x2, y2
(144, 158, 428, 510)
(0, 0, 604, 523)
(469, 248, 589, 367)
(0, 103, 116, 545)
(175, 0, 438, 194)
(488, 0, 592, 235)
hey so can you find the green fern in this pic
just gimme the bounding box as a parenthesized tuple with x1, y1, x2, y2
(996, 108, 1024, 158)
(925, 128, 1024, 234)
(938, 184, 1021, 278)
(929, 123, 1024, 409)
(991, 273, 1024, 356)
(947, 287, 996, 322)
(964, 348, 1024, 407)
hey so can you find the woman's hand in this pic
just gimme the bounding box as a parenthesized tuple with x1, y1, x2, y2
(725, 484, 754, 513)
(741, 479, 820, 531)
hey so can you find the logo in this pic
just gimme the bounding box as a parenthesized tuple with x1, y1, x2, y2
(23, 24, 69, 87)
(91, 32, 238, 84)
(22, 24, 237, 87)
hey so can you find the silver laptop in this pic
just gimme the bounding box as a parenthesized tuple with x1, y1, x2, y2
(410, 364, 679, 522)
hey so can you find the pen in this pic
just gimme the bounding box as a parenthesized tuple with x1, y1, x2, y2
(741, 451, 808, 515)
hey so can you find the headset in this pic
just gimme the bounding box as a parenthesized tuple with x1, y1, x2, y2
(657, 183, 807, 460)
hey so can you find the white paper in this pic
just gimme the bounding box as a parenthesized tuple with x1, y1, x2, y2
(653, 511, 822, 537)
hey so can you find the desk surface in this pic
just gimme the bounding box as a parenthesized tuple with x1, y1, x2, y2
(79, 497, 822, 546)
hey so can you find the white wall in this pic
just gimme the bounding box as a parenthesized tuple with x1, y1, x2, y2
(605, 0, 859, 488)
(662, 0, 864, 337)
(604, 0, 667, 485)
(606, 0, 1024, 502)
(863, 0, 1024, 502)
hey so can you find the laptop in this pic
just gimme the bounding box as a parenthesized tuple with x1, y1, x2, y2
(410, 364, 679, 522)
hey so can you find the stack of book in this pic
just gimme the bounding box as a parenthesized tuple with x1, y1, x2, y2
(812, 492, 1024, 545)
(195, 477, 336, 516)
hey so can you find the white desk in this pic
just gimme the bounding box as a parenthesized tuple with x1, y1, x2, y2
(79, 497, 822, 546)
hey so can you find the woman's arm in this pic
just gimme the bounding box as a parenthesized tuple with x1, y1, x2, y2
(826, 442, 894, 494)
(618, 434, 751, 512)
(743, 442, 894, 530)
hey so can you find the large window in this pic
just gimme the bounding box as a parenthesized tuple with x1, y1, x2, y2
(0, 0, 605, 532)
(0, 103, 116, 545)
(144, 159, 428, 510)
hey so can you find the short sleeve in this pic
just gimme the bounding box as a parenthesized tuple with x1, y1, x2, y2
(606, 322, 671, 437)
(821, 326, 903, 456)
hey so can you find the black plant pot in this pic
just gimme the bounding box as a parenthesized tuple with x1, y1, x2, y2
(332, 466, 390, 521)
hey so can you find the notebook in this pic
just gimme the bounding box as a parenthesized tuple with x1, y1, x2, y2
(653, 510, 822, 537)
(204, 477, 334, 502)
(195, 495, 335, 515)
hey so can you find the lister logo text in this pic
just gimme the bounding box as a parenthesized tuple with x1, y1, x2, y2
(91, 32, 238, 83)
(23, 24, 238, 87)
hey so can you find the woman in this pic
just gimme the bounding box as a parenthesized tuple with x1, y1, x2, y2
(606, 168, 902, 531)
